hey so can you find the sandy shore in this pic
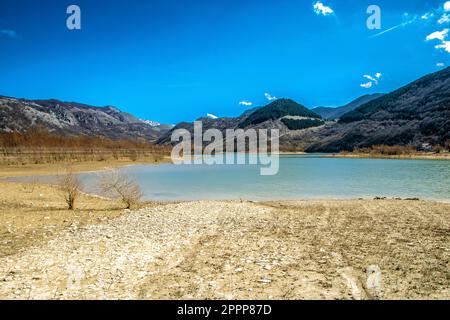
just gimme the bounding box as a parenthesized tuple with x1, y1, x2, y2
(0, 180, 448, 300)
(0, 157, 172, 179)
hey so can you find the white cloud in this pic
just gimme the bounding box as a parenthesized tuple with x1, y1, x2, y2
(445, 1, 450, 12)
(360, 72, 382, 89)
(360, 82, 373, 89)
(426, 29, 449, 41)
(421, 12, 434, 20)
(313, 2, 334, 16)
(206, 113, 218, 119)
(239, 101, 253, 106)
(363, 74, 378, 84)
(264, 93, 277, 101)
(436, 62, 445, 67)
(435, 40, 450, 52)
(438, 14, 450, 24)
(0, 29, 17, 38)
(426, 28, 450, 53)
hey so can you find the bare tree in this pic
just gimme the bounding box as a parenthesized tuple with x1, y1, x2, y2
(100, 171, 142, 209)
(57, 169, 82, 210)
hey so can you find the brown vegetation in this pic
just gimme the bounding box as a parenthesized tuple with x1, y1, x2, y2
(353, 145, 417, 156)
(0, 128, 170, 165)
(100, 171, 143, 209)
(56, 169, 82, 210)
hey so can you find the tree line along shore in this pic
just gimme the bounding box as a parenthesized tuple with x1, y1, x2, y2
(0, 128, 171, 166)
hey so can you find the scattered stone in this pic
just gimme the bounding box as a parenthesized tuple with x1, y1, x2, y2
(259, 277, 272, 284)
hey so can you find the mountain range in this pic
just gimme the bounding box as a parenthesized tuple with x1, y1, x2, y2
(1, 67, 449, 151)
(158, 67, 450, 151)
(156, 99, 325, 145)
(306, 66, 450, 152)
(0, 96, 173, 142)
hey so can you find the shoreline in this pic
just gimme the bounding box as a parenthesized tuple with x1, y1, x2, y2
(2, 157, 449, 204)
(0, 180, 448, 300)
(0, 157, 172, 179)
(1, 151, 448, 179)
(5, 177, 449, 204)
(325, 152, 450, 161)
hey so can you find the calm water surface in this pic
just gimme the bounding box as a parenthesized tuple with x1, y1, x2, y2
(30, 154, 450, 201)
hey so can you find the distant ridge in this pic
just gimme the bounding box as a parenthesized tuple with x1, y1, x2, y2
(312, 93, 384, 120)
(0, 96, 172, 142)
(157, 98, 324, 145)
(306, 67, 450, 152)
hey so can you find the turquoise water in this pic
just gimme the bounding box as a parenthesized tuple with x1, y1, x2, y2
(10, 155, 450, 201)
(72, 155, 450, 201)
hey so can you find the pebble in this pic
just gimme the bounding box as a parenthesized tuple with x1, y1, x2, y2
(259, 278, 272, 284)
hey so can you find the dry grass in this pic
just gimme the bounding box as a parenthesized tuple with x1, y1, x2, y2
(0, 181, 126, 258)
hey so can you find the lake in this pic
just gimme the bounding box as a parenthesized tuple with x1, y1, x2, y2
(27, 154, 450, 201)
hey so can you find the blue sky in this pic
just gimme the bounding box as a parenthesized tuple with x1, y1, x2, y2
(0, 0, 449, 123)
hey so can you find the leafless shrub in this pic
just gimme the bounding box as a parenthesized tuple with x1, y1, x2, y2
(100, 171, 142, 209)
(57, 169, 82, 210)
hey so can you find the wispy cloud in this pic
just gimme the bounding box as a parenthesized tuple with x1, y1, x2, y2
(374, 2, 450, 54)
(363, 75, 378, 84)
(0, 29, 17, 39)
(421, 12, 435, 20)
(239, 101, 253, 107)
(313, 2, 334, 16)
(264, 93, 277, 101)
(360, 73, 382, 89)
(438, 13, 450, 24)
(437, 62, 445, 67)
(420, 3, 450, 53)
(360, 82, 373, 89)
(420, 2, 450, 23)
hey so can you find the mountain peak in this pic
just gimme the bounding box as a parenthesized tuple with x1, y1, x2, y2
(239, 98, 320, 128)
